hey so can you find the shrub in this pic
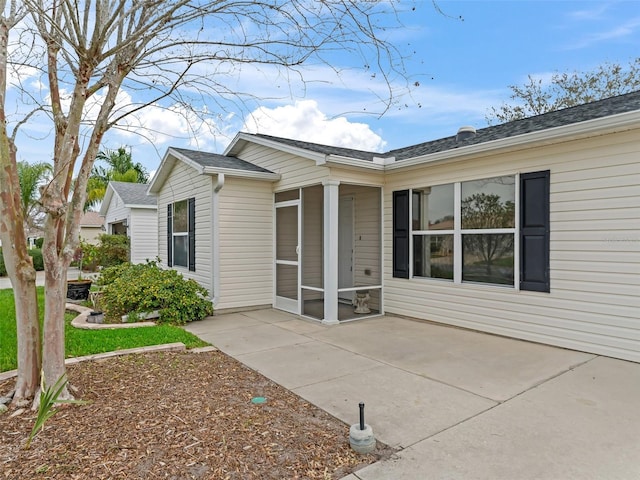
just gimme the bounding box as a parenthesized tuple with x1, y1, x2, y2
(35, 237, 44, 249)
(79, 234, 130, 271)
(0, 248, 44, 276)
(95, 234, 130, 268)
(100, 261, 213, 325)
(28, 249, 44, 271)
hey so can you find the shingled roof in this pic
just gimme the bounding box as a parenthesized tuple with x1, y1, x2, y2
(241, 90, 640, 162)
(110, 181, 156, 206)
(171, 147, 276, 174)
(249, 134, 379, 161)
(388, 89, 640, 161)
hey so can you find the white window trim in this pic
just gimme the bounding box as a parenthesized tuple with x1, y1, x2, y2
(410, 174, 519, 288)
(171, 200, 189, 269)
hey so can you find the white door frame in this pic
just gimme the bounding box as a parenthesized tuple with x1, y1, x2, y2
(274, 199, 301, 314)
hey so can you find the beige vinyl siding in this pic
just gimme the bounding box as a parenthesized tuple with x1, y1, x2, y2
(217, 177, 273, 310)
(104, 192, 128, 231)
(129, 209, 158, 264)
(235, 143, 329, 189)
(157, 161, 213, 295)
(329, 166, 384, 187)
(79, 226, 102, 244)
(384, 129, 640, 362)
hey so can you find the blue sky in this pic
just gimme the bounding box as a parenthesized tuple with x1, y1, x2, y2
(9, 1, 640, 176)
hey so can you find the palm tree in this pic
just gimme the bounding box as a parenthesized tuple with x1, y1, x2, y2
(17, 161, 52, 239)
(85, 147, 149, 210)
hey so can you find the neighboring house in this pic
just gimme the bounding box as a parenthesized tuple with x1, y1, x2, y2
(100, 181, 158, 264)
(149, 92, 640, 363)
(79, 211, 104, 244)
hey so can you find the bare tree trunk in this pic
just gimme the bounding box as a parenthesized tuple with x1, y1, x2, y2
(0, 240, 41, 402)
(0, 135, 41, 403)
(40, 213, 73, 399)
(9, 267, 40, 402)
(0, 9, 41, 396)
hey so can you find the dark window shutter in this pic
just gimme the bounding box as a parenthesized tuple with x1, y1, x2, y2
(520, 170, 550, 292)
(167, 204, 173, 267)
(188, 197, 196, 271)
(393, 190, 410, 278)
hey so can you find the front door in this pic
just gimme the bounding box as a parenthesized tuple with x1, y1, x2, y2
(275, 201, 299, 313)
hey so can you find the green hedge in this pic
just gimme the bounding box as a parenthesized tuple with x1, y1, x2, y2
(80, 234, 130, 271)
(0, 248, 44, 277)
(99, 261, 213, 325)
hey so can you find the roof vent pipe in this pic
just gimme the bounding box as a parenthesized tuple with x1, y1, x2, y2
(456, 126, 476, 142)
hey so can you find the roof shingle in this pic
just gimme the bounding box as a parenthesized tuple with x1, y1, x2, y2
(110, 181, 156, 206)
(242, 90, 640, 162)
(171, 147, 276, 174)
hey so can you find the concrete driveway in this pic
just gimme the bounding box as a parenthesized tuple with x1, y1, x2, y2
(185, 309, 640, 479)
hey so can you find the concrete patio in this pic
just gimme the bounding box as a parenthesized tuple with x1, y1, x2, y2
(185, 309, 640, 479)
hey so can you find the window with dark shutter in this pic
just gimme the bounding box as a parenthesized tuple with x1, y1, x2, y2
(167, 204, 173, 267)
(520, 170, 550, 292)
(393, 190, 410, 278)
(188, 197, 196, 271)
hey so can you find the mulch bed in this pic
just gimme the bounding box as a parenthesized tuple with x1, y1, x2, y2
(0, 351, 392, 479)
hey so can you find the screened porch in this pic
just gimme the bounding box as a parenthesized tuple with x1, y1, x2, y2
(274, 182, 382, 323)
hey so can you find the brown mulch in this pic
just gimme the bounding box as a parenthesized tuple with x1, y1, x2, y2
(0, 351, 392, 479)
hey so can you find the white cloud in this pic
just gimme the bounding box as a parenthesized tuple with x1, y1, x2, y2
(243, 100, 387, 152)
(112, 97, 234, 152)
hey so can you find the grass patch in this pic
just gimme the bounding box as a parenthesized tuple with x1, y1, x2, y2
(0, 287, 210, 373)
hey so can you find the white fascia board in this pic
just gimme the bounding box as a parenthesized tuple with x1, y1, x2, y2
(201, 166, 281, 181)
(324, 155, 385, 171)
(148, 148, 206, 193)
(125, 204, 158, 210)
(386, 110, 640, 171)
(147, 150, 176, 194)
(166, 148, 207, 173)
(225, 132, 327, 163)
(98, 185, 116, 216)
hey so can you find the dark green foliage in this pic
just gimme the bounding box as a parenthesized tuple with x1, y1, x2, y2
(0, 248, 43, 276)
(29, 249, 44, 271)
(99, 261, 213, 325)
(35, 238, 44, 249)
(81, 234, 130, 271)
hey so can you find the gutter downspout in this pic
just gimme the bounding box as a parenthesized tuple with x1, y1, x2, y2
(211, 173, 225, 307)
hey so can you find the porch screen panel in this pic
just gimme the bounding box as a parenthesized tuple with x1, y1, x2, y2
(276, 206, 298, 262)
(302, 185, 323, 290)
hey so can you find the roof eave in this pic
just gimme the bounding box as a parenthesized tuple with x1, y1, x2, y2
(225, 132, 328, 164)
(387, 109, 640, 171)
(98, 184, 116, 216)
(124, 203, 158, 210)
(148, 147, 206, 194)
(201, 166, 281, 181)
(323, 154, 385, 171)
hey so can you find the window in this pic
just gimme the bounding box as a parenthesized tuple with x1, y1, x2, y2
(167, 197, 195, 271)
(461, 175, 516, 286)
(412, 184, 454, 280)
(393, 171, 549, 291)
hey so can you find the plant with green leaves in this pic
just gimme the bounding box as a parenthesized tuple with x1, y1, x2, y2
(25, 373, 88, 449)
(487, 58, 640, 124)
(100, 261, 213, 325)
